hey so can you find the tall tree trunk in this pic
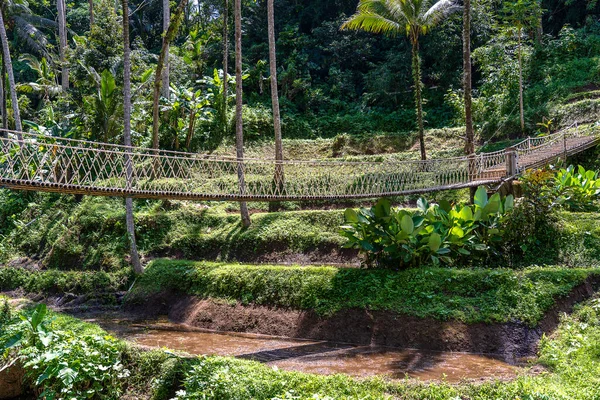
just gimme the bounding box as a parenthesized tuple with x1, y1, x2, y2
(222, 0, 229, 134)
(185, 109, 196, 150)
(235, 0, 251, 227)
(411, 35, 426, 161)
(517, 28, 525, 133)
(463, 0, 474, 155)
(267, 0, 283, 211)
(162, 0, 170, 99)
(88, 0, 94, 27)
(57, 0, 69, 92)
(152, 0, 189, 150)
(0, 54, 5, 135)
(463, 0, 476, 202)
(122, 0, 143, 274)
(0, 8, 21, 137)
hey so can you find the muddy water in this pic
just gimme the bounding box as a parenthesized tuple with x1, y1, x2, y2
(90, 317, 519, 383)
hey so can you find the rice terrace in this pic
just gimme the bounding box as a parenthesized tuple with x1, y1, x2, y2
(2, 0, 600, 399)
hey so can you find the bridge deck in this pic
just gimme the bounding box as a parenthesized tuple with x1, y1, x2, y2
(0, 126, 598, 201)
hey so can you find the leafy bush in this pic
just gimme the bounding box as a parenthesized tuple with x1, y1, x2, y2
(554, 165, 600, 211)
(172, 356, 388, 400)
(340, 187, 514, 268)
(1, 304, 130, 399)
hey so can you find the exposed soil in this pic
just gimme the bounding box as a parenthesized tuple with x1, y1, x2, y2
(0, 361, 24, 399)
(127, 274, 600, 363)
(151, 243, 361, 266)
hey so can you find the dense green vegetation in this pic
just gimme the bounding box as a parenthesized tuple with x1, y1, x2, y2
(1, 185, 599, 269)
(1, 0, 600, 397)
(127, 260, 595, 325)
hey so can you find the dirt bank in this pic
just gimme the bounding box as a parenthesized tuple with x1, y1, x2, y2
(128, 274, 600, 362)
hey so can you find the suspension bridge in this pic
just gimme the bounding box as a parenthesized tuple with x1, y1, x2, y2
(0, 125, 598, 202)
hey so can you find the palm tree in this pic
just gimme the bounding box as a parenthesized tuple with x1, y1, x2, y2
(162, 0, 170, 99)
(0, 7, 22, 136)
(502, 0, 542, 134)
(1, 0, 56, 59)
(122, 0, 143, 274)
(57, 0, 68, 91)
(152, 0, 189, 150)
(235, 0, 251, 227)
(267, 0, 284, 210)
(342, 0, 460, 160)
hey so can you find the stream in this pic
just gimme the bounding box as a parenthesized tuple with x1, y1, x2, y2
(87, 316, 521, 383)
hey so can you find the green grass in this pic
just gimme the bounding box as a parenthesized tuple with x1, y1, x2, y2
(0, 267, 132, 296)
(129, 260, 598, 326)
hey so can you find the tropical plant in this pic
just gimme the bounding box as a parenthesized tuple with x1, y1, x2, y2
(554, 165, 600, 211)
(341, 0, 461, 160)
(18, 54, 60, 101)
(152, 0, 190, 150)
(340, 187, 514, 268)
(160, 84, 212, 150)
(87, 69, 120, 142)
(1, 304, 130, 399)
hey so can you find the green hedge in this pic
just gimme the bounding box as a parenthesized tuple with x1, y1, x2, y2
(129, 260, 597, 326)
(0, 267, 132, 295)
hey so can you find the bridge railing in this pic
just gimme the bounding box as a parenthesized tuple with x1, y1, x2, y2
(0, 130, 509, 200)
(0, 124, 597, 201)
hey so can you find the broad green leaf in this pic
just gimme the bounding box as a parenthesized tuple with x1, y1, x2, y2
(400, 215, 414, 234)
(474, 187, 488, 208)
(438, 199, 452, 213)
(450, 226, 465, 238)
(417, 198, 428, 212)
(459, 206, 473, 221)
(504, 195, 514, 211)
(344, 209, 359, 223)
(374, 198, 391, 218)
(429, 232, 442, 252)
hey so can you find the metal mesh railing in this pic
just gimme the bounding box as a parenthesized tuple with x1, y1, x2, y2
(0, 125, 598, 201)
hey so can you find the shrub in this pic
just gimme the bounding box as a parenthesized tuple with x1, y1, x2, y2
(340, 187, 514, 268)
(1, 304, 130, 399)
(554, 165, 600, 211)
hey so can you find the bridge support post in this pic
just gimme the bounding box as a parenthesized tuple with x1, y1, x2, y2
(505, 147, 517, 177)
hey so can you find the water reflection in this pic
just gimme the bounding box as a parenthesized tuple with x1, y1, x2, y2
(90, 317, 518, 383)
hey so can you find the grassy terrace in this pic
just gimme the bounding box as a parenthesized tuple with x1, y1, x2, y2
(2, 260, 596, 327)
(128, 260, 598, 326)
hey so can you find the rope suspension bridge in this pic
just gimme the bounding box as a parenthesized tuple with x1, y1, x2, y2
(0, 125, 598, 202)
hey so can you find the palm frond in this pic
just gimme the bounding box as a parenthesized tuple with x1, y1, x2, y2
(17, 14, 57, 29)
(423, 0, 461, 27)
(341, 13, 403, 36)
(13, 15, 53, 57)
